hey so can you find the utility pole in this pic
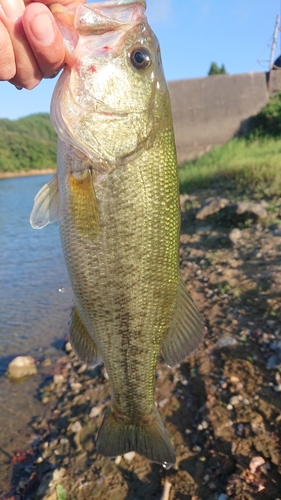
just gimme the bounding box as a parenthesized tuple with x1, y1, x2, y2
(268, 14, 280, 93)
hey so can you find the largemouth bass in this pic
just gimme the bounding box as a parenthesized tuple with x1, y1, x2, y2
(30, 0, 204, 467)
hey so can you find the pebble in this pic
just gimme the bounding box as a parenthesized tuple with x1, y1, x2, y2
(124, 451, 136, 462)
(215, 336, 237, 348)
(41, 358, 52, 367)
(59, 437, 69, 446)
(115, 455, 122, 465)
(78, 364, 87, 374)
(158, 398, 169, 408)
(229, 396, 240, 406)
(249, 456, 265, 474)
(226, 404, 233, 410)
(70, 382, 82, 392)
(236, 423, 244, 436)
(198, 421, 208, 431)
(71, 421, 82, 433)
(89, 406, 103, 418)
(207, 481, 217, 490)
(53, 374, 65, 385)
(6, 356, 37, 380)
(193, 445, 202, 453)
(229, 228, 242, 244)
(65, 342, 72, 353)
(218, 495, 228, 500)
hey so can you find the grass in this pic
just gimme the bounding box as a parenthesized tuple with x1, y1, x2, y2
(179, 93, 281, 197)
(179, 136, 281, 196)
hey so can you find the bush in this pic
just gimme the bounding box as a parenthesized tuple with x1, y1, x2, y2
(0, 113, 57, 173)
(247, 93, 281, 138)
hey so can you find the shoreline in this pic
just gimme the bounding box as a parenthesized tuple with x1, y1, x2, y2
(0, 168, 56, 179)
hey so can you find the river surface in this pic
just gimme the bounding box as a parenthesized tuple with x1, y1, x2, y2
(0, 174, 73, 368)
(0, 175, 74, 490)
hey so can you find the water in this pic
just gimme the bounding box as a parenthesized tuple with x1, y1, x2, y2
(0, 175, 74, 488)
(0, 175, 73, 366)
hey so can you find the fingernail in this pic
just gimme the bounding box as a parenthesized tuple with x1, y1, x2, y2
(30, 12, 55, 45)
(1, 0, 24, 20)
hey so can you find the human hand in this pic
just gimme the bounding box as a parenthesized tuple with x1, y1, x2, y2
(0, 0, 84, 90)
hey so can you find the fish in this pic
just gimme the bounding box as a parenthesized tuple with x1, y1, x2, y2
(30, 0, 204, 468)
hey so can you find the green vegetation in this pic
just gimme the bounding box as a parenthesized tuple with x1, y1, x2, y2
(0, 113, 57, 173)
(179, 93, 281, 196)
(208, 62, 227, 75)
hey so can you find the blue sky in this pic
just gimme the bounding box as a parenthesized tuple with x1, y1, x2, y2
(0, 0, 280, 120)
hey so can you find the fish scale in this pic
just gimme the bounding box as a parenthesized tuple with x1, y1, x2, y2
(30, 0, 204, 467)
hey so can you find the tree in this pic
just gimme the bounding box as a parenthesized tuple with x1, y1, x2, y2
(208, 62, 227, 76)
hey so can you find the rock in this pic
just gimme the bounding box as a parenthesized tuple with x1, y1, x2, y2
(77, 363, 87, 374)
(229, 396, 240, 406)
(158, 398, 169, 408)
(222, 201, 268, 223)
(196, 197, 230, 219)
(266, 340, 281, 369)
(218, 495, 228, 500)
(6, 356, 37, 380)
(71, 421, 83, 433)
(65, 341, 72, 353)
(124, 451, 136, 462)
(41, 358, 51, 367)
(89, 406, 103, 418)
(215, 336, 238, 349)
(180, 194, 191, 212)
(53, 374, 65, 385)
(235, 201, 267, 219)
(70, 382, 82, 392)
(249, 456, 265, 474)
(229, 228, 242, 244)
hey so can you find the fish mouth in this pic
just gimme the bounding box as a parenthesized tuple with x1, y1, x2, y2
(74, 1, 147, 36)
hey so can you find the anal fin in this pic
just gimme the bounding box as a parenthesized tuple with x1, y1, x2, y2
(70, 305, 102, 366)
(161, 277, 204, 367)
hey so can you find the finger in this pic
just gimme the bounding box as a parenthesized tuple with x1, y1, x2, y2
(23, 3, 65, 78)
(0, 19, 16, 80)
(0, 0, 42, 89)
(35, 0, 86, 7)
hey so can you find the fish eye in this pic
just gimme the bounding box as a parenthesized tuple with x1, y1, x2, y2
(130, 47, 152, 70)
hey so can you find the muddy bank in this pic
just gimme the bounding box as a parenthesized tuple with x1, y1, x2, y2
(1, 188, 281, 500)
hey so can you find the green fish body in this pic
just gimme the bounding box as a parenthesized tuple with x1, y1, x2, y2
(31, 0, 204, 467)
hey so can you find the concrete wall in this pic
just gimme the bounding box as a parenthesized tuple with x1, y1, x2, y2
(168, 71, 281, 163)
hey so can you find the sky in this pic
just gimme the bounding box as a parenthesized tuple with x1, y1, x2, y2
(0, 0, 281, 120)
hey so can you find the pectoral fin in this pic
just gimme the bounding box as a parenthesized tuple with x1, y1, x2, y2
(70, 305, 102, 366)
(161, 278, 204, 367)
(69, 170, 100, 238)
(30, 174, 59, 229)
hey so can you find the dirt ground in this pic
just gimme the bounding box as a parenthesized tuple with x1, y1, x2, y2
(1, 188, 281, 500)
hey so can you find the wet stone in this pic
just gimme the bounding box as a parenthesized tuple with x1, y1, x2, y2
(6, 356, 37, 380)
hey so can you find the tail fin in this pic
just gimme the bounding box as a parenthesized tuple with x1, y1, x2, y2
(96, 407, 175, 468)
